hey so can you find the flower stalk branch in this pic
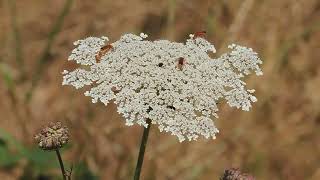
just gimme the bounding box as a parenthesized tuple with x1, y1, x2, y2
(134, 118, 152, 180)
(55, 149, 67, 180)
(34, 122, 70, 179)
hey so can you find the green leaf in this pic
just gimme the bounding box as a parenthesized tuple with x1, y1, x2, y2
(26, 148, 57, 170)
(0, 145, 20, 168)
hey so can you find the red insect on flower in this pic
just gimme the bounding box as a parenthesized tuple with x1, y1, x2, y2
(194, 31, 206, 39)
(95, 44, 113, 63)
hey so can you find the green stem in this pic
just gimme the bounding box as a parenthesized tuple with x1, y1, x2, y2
(134, 119, 152, 180)
(55, 149, 67, 180)
(25, 0, 73, 102)
(8, 0, 25, 79)
(166, 0, 176, 39)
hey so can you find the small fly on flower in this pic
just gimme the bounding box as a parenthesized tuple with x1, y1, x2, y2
(194, 31, 206, 39)
(177, 57, 187, 70)
(95, 44, 113, 63)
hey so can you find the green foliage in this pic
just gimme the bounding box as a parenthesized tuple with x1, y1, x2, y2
(0, 143, 20, 168)
(26, 0, 74, 102)
(73, 162, 99, 180)
(0, 129, 58, 178)
(0, 129, 98, 179)
(0, 62, 15, 91)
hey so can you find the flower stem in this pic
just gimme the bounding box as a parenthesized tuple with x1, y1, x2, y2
(134, 119, 152, 180)
(55, 149, 67, 180)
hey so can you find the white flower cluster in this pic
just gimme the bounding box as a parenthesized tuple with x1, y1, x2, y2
(62, 33, 263, 142)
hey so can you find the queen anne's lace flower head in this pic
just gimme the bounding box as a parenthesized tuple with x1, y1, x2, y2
(62, 33, 262, 142)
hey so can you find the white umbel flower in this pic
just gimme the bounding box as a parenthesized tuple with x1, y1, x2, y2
(62, 33, 263, 142)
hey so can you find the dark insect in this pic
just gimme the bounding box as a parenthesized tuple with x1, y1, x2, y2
(167, 105, 176, 110)
(111, 86, 120, 94)
(177, 57, 186, 70)
(95, 44, 113, 63)
(147, 106, 153, 113)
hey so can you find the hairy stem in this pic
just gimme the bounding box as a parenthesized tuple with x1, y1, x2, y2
(134, 119, 152, 180)
(55, 149, 67, 180)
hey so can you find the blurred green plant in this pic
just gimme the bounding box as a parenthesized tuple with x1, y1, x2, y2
(0, 129, 61, 179)
(278, 22, 320, 71)
(7, 0, 25, 80)
(0, 128, 100, 179)
(26, 0, 74, 102)
(0, 62, 15, 103)
(73, 162, 99, 180)
(166, 0, 176, 39)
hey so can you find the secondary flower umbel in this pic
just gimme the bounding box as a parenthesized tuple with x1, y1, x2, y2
(34, 121, 69, 150)
(62, 33, 262, 142)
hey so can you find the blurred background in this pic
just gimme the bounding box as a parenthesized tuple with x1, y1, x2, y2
(0, 0, 320, 179)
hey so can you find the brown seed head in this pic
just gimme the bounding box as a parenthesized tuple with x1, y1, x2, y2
(220, 168, 255, 180)
(34, 121, 69, 151)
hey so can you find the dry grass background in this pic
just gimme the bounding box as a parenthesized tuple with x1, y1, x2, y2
(0, 0, 320, 179)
